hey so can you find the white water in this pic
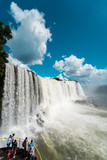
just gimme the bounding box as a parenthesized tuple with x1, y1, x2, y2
(0, 63, 107, 160)
(1, 63, 85, 135)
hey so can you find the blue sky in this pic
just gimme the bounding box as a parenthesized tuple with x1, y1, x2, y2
(0, 0, 107, 84)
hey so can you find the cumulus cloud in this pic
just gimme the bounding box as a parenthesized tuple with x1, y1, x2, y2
(7, 2, 52, 65)
(53, 60, 64, 71)
(8, 54, 30, 70)
(47, 53, 52, 58)
(62, 55, 66, 58)
(53, 55, 107, 84)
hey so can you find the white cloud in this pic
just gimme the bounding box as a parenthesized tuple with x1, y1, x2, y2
(8, 54, 30, 70)
(62, 55, 66, 58)
(53, 60, 64, 71)
(47, 53, 52, 58)
(7, 2, 52, 65)
(53, 55, 107, 84)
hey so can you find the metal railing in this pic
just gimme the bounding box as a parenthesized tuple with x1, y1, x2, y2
(0, 137, 42, 160)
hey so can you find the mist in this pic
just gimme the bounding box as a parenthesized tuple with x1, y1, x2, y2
(83, 84, 107, 110)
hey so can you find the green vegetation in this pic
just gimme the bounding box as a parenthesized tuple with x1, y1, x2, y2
(0, 21, 12, 124)
(0, 21, 12, 75)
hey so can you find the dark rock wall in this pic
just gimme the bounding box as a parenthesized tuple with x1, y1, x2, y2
(0, 63, 5, 126)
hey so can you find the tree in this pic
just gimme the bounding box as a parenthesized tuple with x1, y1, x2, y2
(0, 21, 12, 77)
(0, 21, 12, 45)
(0, 21, 12, 123)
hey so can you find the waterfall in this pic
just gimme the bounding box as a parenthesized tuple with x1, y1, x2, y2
(1, 63, 107, 160)
(1, 63, 85, 135)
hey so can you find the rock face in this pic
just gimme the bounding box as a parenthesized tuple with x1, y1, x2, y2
(0, 63, 5, 126)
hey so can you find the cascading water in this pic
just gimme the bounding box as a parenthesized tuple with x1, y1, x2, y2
(1, 63, 85, 134)
(0, 63, 107, 160)
(1, 63, 43, 135)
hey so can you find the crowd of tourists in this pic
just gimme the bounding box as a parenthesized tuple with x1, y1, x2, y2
(7, 133, 36, 160)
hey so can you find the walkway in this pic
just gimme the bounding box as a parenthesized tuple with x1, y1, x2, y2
(0, 137, 42, 160)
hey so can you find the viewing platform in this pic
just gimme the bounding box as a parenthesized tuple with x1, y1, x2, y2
(0, 137, 42, 160)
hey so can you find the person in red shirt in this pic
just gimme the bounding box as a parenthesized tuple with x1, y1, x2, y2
(7, 149, 11, 160)
(7, 149, 14, 160)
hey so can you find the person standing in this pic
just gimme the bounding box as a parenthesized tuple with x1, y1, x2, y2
(12, 134, 15, 148)
(7, 149, 11, 160)
(7, 148, 14, 160)
(29, 140, 34, 147)
(13, 139, 17, 155)
(22, 137, 28, 150)
(7, 135, 12, 148)
(29, 146, 35, 160)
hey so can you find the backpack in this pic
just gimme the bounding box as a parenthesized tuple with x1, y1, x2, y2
(22, 141, 25, 147)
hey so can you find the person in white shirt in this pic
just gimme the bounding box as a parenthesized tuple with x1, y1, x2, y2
(7, 135, 12, 148)
(29, 146, 35, 160)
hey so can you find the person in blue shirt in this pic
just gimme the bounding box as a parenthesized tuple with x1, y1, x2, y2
(29, 140, 34, 147)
